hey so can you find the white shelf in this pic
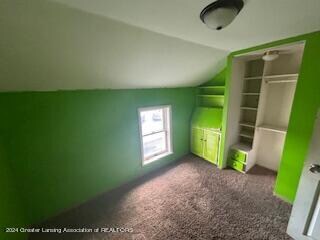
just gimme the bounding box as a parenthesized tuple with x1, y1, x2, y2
(232, 142, 252, 153)
(244, 76, 263, 80)
(239, 130, 254, 139)
(257, 124, 287, 134)
(239, 121, 255, 128)
(240, 106, 258, 111)
(242, 92, 260, 96)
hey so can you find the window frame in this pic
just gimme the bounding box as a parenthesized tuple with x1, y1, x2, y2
(138, 105, 173, 165)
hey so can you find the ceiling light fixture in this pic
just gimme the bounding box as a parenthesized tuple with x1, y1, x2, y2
(200, 0, 244, 30)
(262, 51, 279, 61)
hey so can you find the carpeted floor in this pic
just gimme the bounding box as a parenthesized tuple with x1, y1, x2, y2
(29, 155, 292, 240)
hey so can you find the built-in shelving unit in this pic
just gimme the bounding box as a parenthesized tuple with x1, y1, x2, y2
(193, 82, 225, 166)
(227, 44, 306, 174)
(226, 42, 305, 173)
(197, 84, 225, 108)
(236, 59, 264, 148)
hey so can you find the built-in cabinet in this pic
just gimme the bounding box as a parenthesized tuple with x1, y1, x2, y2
(191, 127, 220, 164)
(191, 75, 226, 165)
(191, 107, 223, 165)
(226, 43, 305, 173)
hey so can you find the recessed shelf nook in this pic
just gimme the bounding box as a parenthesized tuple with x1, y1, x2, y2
(226, 42, 305, 173)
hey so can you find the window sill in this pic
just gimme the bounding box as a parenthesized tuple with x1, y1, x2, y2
(143, 151, 173, 166)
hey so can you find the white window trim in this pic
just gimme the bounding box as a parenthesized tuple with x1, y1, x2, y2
(138, 105, 173, 166)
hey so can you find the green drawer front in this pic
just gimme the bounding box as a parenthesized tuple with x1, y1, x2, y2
(228, 159, 246, 173)
(229, 149, 246, 163)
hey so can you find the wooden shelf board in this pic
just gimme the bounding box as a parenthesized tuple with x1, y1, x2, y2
(240, 107, 258, 111)
(198, 94, 225, 97)
(239, 131, 254, 139)
(257, 124, 287, 134)
(244, 76, 263, 80)
(239, 121, 255, 128)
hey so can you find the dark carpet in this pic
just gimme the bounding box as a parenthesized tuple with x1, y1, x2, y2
(29, 155, 292, 240)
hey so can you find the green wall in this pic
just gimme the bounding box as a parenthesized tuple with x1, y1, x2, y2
(0, 138, 27, 240)
(0, 88, 196, 224)
(223, 31, 320, 202)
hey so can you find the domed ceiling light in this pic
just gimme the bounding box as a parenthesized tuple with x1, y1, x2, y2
(200, 0, 244, 30)
(262, 51, 279, 61)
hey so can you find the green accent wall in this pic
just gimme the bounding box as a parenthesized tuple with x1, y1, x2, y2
(191, 107, 223, 129)
(0, 88, 196, 225)
(223, 31, 320, 202)
(0, 138, 27, 240)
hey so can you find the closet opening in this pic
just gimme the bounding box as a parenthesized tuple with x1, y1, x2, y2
(225, 42, 305, 186)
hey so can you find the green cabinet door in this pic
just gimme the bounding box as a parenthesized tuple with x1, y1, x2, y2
(191, 127, 203, 157)
(203, 130, 220, 164)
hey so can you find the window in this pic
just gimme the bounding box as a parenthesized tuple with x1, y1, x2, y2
(138, 106, 172, 165)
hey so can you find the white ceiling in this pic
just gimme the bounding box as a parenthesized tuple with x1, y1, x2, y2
(0, 0, 226, 91)
(52, 0, 320, 51)
(1, 0, 319, 91)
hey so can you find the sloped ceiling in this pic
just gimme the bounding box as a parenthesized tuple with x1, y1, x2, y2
(1, 0, 319, 91)
(51, 0, 320, 51)
(0, 0, 227, 91)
